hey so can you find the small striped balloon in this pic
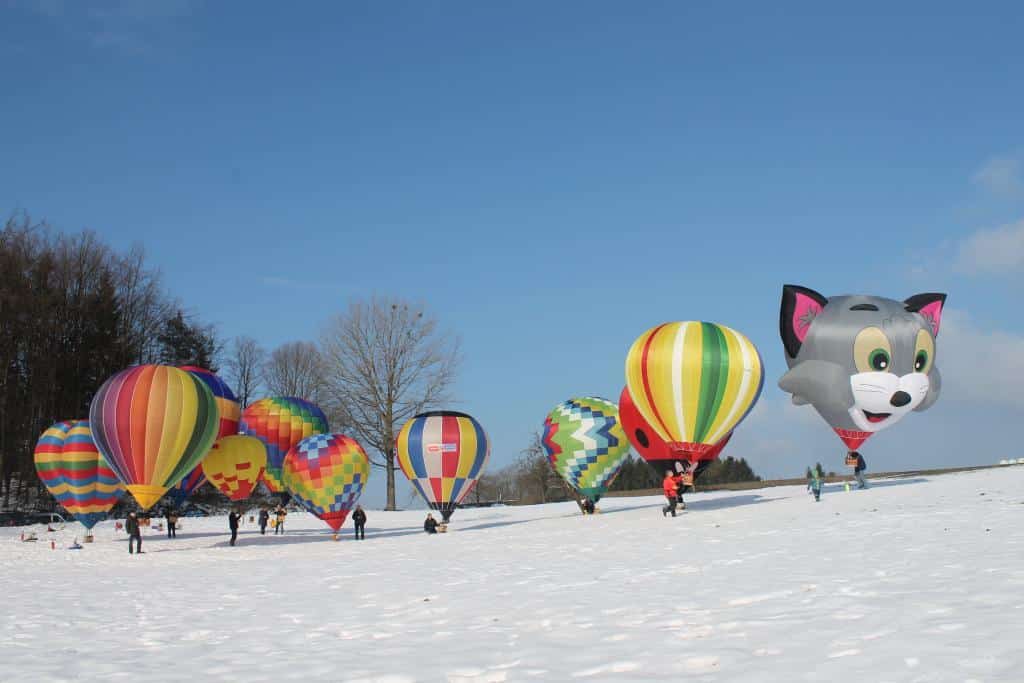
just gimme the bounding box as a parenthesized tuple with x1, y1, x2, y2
(625, 321, 763, 459)
(34, 420, 124, 529)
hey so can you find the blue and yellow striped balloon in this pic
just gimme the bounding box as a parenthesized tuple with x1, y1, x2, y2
(396, 411, 489, 521)
(625, 321, 763, 459)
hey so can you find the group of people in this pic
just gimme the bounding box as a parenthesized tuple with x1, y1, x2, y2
(256, 506, 289, 536)
(806, 452, 869, 502)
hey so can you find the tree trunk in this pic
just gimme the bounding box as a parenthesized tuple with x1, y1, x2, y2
(386, 446, 396, 511)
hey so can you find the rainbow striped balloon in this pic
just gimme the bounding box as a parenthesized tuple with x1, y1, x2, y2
(239, 397, 329, 494)
(625, 321, 764, 459)
(396, 411, 489, 521)
(165, 367, 243, 506)
(34, 420, 124, 529)
(283, 433, 369, 531)
(89, 365, 221, 510)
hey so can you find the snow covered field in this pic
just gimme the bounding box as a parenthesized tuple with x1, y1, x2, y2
(2, 468, 1022, 682)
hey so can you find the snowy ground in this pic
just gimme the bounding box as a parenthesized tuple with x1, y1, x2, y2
(2, 468, 1022, 683)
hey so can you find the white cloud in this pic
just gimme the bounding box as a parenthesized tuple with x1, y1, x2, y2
(955, 218, 1024, 274)
(971, 156, 1024, 197)
(938, 309, 1024, 409)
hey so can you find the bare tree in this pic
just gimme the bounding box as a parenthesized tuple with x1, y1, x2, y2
(515, 431, 575, 506)
(263, 341, 326, 404)
(319, 297, 460, 510)
(224, 336, 265, 407)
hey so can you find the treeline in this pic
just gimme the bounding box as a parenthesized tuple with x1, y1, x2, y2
(0, 214, 218, 507)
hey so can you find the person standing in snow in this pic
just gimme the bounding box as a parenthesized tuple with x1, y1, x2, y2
(807, 465, 823, 502)
(258, 508, 270, 535)
(126, 512, 143, 555)
(165, 509, 177, 538)
(352, 505, 367, 540)
(424, 513, 439, 534)
(853, 452, 868, 489)
(228, 509, 240, 546)
(673, 468, 690, 510)
(662, 471, 679, 517)
(274, 505, 287, 535)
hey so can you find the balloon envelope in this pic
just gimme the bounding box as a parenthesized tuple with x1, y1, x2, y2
(239, 397, 329, 493)
(34, 420, 124, 529)
(89, 365, 221, 510)
(164, 367, 243, 506)
(164, 465, 207, 508)
(202, 435, 267, 501)
(541, 397, 630, 503)
(283, 433, 369, 531)
(396, 411, 490, 522)
(777, 286, 945, 451)
(624, 321, 763, 460)
(618, 387, 731, 479)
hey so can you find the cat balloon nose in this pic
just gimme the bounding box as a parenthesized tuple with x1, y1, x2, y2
(890, 391, 912, 407)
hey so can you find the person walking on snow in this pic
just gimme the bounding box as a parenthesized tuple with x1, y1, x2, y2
(258, 508, 270, 535)
(228, 509, 240, 546)
(807, 465, 823, 502)
(662, 471, 679, 517)
(126, 512, 143, 555)
(852, 452, 868, 489)
(352, 505, 367, 540)
(274, 505, 287, 535)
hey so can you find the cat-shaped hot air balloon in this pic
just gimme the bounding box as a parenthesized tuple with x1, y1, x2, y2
(778, 285, 946, 451)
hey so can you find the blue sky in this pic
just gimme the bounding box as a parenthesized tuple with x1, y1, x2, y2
(3, 1, 1023, 507)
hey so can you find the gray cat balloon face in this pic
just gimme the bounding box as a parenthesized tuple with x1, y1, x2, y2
(778, 286, 946, 436)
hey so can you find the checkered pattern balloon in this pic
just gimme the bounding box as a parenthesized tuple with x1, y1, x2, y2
(282, 433, 369, 531)
(239, 397, 329, 494)
(541, 397, 630, 503)
(396, 411, 490, 521)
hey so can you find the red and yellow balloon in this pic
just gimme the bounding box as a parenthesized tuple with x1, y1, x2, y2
(202, 435, 267, 501)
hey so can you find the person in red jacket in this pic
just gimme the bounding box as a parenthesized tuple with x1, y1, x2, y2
(662, 471, 679, 517)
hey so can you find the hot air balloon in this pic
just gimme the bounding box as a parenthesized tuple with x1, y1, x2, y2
(164, 466, 207, 509)
(618, 386, 732, 483)
(624, 321, 762, 476)
(778, 285, 945, 453)
(238, 397, 329, 495)
(202, 435, 267, 501)
(396, 411, 490, 523)
(282, 433, 369, 535)
(541, 397, 630, 505)
(164, 367, 243, 507)
(89, 365, 220, 510)
(33, 420, 124, 530)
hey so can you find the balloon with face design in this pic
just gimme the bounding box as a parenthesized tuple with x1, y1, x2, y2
(778, 285, 946, 451)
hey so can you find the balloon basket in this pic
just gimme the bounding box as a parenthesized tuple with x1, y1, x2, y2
(84, 534, 94, 543)
(437, 524, 448, 534)
(332, 533, 340, 542)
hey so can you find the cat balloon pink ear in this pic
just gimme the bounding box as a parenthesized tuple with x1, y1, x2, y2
(780, 285, 828, 358)
(904, 293, 946, 336)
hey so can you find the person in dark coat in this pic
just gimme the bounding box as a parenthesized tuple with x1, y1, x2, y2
(853, 452, 868, 489)
(228, 510, 240, 546)
(165, 509, 177, 538)
(258, 508, 270, 535)
(126, 512, 143, 555)
(423, 513, 439, 534)
(352, 505, 367, 540)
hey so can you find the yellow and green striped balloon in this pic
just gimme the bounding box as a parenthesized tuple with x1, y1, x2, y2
(625, 321, 763, 456)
